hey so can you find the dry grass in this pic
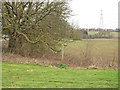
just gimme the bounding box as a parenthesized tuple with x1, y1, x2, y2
(2, 39, 118, 69)
(64, 39, 118, 69)
(2, 52, 61, 67)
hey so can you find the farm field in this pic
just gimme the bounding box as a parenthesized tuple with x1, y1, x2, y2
(2, 62, 118, 88)
(64, 39, 118, 69)
(65, 39, 118, 57)
(88, 31, 119, 38)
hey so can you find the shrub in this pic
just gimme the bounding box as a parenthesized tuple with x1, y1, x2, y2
(55, 63, 67, 68)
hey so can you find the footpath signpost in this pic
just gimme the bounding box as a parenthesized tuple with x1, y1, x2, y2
(61, 42, 67, 61)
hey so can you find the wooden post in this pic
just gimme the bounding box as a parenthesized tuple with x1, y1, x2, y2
(61, 43, 64, 61)
(61, 42, 67, 61)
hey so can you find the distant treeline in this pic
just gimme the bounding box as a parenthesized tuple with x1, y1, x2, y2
(64, 28, 115, 40)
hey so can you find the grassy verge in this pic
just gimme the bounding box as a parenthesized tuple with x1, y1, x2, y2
(2, 62, 118, 88)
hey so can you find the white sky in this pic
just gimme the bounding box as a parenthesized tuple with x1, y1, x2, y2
(68, 0, 119, 29)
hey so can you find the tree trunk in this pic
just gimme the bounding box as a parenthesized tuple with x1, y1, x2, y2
(8, 36, 17, 53)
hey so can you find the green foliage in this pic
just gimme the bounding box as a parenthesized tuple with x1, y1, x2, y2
(83, 31, 88, 35)
(55, 62, 67, 68)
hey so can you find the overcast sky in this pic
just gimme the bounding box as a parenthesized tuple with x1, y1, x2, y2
(68, 0, 119, 29)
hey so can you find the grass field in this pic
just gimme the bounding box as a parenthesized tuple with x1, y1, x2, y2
(65, 39, 118, 57)
(64, 39, 118, 69)
(88, 31, 119, 38)
(2, 62, 118, 88)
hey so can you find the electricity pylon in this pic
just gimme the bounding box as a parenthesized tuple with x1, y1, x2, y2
(99, 10, 104, 30)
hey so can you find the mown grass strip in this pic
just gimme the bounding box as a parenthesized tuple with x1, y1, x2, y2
(2, 62, 118, 88)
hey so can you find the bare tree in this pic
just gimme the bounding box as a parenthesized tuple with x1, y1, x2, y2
(2, 0, 72, 54)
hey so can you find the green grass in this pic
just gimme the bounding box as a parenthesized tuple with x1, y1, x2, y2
(2, 62, 118, 88)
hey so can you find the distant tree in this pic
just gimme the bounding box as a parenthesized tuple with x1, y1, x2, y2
(83, 31, 88, 35)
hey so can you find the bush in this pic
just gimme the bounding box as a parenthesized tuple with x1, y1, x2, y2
(55, 63, 67, 68)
